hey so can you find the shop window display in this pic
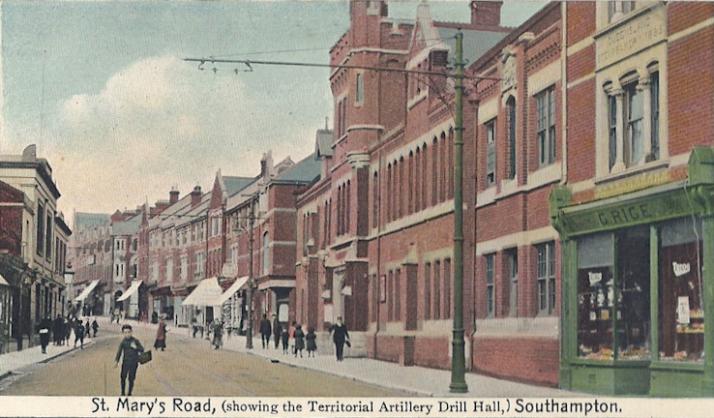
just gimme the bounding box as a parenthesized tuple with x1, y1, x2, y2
(659, 217, 704, 362)
(615, 226, 650, 360)
(577, 232, 615, 360)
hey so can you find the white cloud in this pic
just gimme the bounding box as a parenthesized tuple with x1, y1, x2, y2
(6, 55, 318, 215)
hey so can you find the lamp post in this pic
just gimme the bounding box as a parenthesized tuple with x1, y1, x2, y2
(449, 30, 468, 394)
(245, 193, 257, 350)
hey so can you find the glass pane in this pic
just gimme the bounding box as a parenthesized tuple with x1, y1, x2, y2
(577, 233, 615, 360)
(659, 217, 704, 362)
(616, 226, 651, 360)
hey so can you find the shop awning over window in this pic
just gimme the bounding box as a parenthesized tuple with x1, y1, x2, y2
(116, 280, 142, 302)
(74, 280, 100, 302)
(182, 277, 223, 306)
(0, 274, 9, 286)
(214, 276, 249, 306)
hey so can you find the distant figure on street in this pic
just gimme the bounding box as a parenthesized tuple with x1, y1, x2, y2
(37, 316, 52, 354)
(212, 320, 223, 350)
(74, 319, 86, 349)
(85, 319, 92, 339)
(272, 314, 281, 349)
(306, 327, 317, 358)
(288, 321, 297, 355)
(91, 318, 99, 338)
(280, 327, 289, 354)
(191, 317, 198, 338)
(153, 317, 167, 351)
(53, 314, 64, 346)
(64, 316, 72, 345)
(114, 324, 144, 396)
(151, 311, 158, 324)
(293, 324, 305, 358)
(259, 314, 272, 349)
(329, 316, 350, 362)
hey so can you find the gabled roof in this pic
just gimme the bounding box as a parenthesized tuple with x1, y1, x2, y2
(315, 129, 334, 158)
(223, 176, 254, 197)
(176, 191, 213, 228)
(148, 194, 193, 229)
(274, 152, 321, 184)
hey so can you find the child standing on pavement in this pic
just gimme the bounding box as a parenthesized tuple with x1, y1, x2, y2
(280, 327, 289, 354)
(293, 324, 305, 358)
(305, 327, 317, 358)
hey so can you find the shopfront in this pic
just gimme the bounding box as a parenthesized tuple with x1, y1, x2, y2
(550, 148, 714, 396)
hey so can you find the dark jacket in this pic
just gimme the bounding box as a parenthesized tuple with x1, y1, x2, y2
(330, 323, 349, 343)
(115, 337, 144, 366)
(306, 331, 317, 351)
(272, 319, 282, 336)
(294, 328, 305, 350)
(53, 317, 64, 335)
(75, 322, 85, 338)
(259, 318, 272, 335)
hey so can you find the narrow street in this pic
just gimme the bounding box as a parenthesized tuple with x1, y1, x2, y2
(0, 324, 406, 397)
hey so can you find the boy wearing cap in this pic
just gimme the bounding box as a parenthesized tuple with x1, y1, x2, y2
(114, 324, 144, 396)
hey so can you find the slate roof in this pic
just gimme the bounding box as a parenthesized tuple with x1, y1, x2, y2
(436, 27, 508, 65)
(274, 153, 321, 184)
(111, 214, 142, 236)
(74, 212, 110, 231)
(223, 176, 255, 197)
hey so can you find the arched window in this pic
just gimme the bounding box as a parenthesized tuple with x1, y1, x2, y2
(262, 231, 270, 276)
(398, 157, 405, 218)
(408, 151, 414, 214)
(372, 172, 379, 228)
(346, 180, 351, 235)
(440, 132, 447, 202)
(387, 164, 392, 222)
(506, 97, 517, 180)
(431, 137, 438, 206)
(415, 148, 421, 213)
(448, 128, 454, 198)
(422, 144, 428, 209)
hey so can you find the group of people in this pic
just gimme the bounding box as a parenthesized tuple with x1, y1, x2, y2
(36, 314, 99, 353)
(259, 314, 350, 361)
(190, 317, 225, 349)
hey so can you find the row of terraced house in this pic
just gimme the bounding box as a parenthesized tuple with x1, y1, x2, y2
(70, 1, 714, 396)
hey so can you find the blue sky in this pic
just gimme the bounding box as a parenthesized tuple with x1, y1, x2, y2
(1, 0, 547, 219)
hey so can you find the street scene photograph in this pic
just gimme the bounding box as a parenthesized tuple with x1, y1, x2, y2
(1, 0, 714, 416)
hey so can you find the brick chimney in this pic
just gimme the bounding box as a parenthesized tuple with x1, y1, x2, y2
(169, 188, 179, 204)
(190, 186, 202, 207)
(470, 1, 502, 27)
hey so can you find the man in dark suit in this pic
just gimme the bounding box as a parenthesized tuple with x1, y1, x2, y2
(114, 324, 144, 396)
(329, 316, 350, 361)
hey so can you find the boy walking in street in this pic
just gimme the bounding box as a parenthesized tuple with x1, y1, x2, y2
(114, 324, 144, 396)
(74, 319, 85, 349)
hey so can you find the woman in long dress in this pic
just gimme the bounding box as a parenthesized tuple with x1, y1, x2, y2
(154, 317, 168, 351)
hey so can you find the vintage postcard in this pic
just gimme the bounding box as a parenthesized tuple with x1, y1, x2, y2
(0, 0, 713, 417)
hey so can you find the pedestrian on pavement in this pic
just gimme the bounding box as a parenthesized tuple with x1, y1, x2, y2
(191, 316, 198, 338)
(329, 316, 350, 362)
(91, 318, 99, 338)
(294, 324, 305, 358)
(259, 314, 272, 349)
(37, 316, 52, 354)
(85, 319, 91, 339)
(288, 321, 297, 355)
(305, 327, 317, 358)
(74, 319, 86, 349)
(64, 316, 72, 345)
(272, 314, 281, 350)
(280, 327, 289, 354)
(153, 317, 168, 351)
(53, 314, 64, 346)
(114, 324, 145, 397)
(212, 320, 223, 350)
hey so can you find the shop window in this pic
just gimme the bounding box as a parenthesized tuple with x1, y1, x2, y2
(506, 249, 518, 317)
(616, 226, 650, 360)
(659, 217, 704, 362)
(537, 242, 556, 315)
(485, 254, 495, 318)
(536, 87, 556, 167)
(577, 232, 615, 360)
(485, 120, 496, 186)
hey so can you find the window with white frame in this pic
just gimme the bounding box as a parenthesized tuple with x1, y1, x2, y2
(486, 120, 496, 186)
(506, 249, 518, 317)
(605, 67, 660, 172)
(536, 241, 556, 315)
(536, 86, 556, 167)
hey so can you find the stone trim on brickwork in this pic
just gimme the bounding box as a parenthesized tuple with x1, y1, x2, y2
(475, 225, 558, 256)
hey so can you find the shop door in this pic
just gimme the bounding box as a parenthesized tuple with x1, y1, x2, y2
(616, 225, 651, 359)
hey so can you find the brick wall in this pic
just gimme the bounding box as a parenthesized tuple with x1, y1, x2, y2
(472, 336, 559, 386)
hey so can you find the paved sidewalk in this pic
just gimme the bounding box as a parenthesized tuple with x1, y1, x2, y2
(0, 340, 93, 380)
(103, 317, 574, 397)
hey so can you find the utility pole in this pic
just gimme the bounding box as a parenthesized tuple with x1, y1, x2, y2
(245, 194, 256, 350)
(450, 31, 468, 394)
